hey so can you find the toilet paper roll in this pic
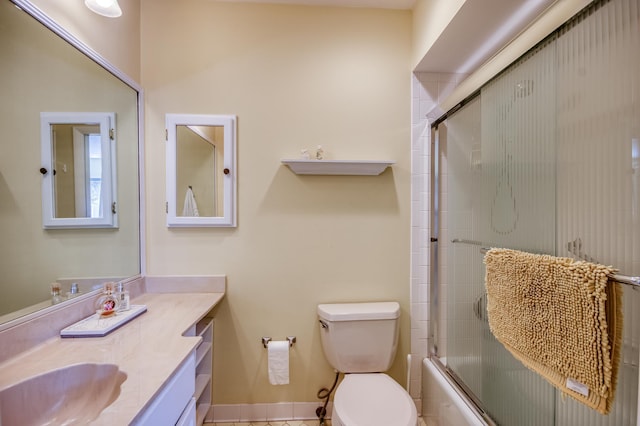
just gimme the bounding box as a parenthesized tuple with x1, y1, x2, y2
(267, 340, 290, 385)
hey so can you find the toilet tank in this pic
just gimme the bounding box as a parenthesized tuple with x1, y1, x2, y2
(317, 302, 400, 373)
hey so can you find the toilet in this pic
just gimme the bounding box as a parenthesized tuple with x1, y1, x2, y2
(317, 302, 418, 426)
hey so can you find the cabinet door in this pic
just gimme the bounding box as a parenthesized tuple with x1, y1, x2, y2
(132, 353, 196, 425)
(176, 397, 197, 426)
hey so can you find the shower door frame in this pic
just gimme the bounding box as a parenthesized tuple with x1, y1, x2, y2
(428, 119, 497, 426)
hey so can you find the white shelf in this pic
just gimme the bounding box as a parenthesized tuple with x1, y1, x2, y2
(195, 374, 211, 400)
(194, 318, 213, 425)
(196, 403, 210, 426)
(281, 159, 394, 175)
(196, 320, 213, 337)
(196, 342, 212, 366)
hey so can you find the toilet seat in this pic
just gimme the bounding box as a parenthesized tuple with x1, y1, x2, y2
(332, 373, 417, 426)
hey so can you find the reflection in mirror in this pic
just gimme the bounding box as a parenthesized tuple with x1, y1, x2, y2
(176, 125, 222, 217)
(0, 1, 140, 324)
(166, 114, 237, 227)
(53, 124, 100, 218)
(40, 112, 117, 228)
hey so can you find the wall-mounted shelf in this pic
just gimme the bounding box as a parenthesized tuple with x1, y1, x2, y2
(281, 159, 394, 176)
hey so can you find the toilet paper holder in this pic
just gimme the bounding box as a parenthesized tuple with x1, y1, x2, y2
(262, 336, 296, 348)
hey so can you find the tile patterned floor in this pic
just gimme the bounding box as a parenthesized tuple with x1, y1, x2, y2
(207, 422, 330, 426)
(209, 418, 427, 426)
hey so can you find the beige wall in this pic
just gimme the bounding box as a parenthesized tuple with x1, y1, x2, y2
(411, 0, 466, 70)
(29, 0, 141, 81)
(141, 0, 411, 404)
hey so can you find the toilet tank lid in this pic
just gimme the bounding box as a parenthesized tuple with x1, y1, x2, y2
(317, 302, 400, 321)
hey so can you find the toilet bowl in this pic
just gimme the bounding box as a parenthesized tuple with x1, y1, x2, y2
(317, 302, 418, 426)
(331, 373, 417, 426)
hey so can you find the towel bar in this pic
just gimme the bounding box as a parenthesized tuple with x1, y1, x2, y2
(451, 239, 640, 288)
(478, 246, 640, 288)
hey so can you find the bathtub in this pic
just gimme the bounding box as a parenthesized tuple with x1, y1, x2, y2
(421, 358, 487, 426)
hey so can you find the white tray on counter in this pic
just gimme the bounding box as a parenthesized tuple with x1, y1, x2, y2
(60, 305, 147, 338)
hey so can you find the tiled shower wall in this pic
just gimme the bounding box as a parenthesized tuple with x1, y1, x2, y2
(409, 71, 465, 409)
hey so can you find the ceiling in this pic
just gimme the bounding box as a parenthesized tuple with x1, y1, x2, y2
(416, 0, 558, 73)
(219, 0, 416, 9)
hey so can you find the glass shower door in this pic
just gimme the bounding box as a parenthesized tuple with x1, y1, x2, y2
(480, 40, 559, 426)
(440, 0, 640, 424)
(445, 39, 558, 425)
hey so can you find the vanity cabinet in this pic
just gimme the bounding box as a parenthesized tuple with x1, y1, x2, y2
(133, 317, 213, 425)
(176, 397, 197, 426)
(132, 352, 196, 425)
(189, 318, 214, 425)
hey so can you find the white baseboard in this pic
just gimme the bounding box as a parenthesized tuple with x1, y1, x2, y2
(211, 402, 333, 423)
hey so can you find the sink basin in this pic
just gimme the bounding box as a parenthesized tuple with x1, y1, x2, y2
(0, 363, 127, 425)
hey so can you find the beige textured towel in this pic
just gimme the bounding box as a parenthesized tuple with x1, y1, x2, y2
(484, 248, 622, 414)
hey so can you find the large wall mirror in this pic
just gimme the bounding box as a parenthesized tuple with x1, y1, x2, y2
(0, 1, 141, 324)
(166, 114, 237, 227)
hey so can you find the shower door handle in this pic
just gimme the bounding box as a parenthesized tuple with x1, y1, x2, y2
(473, 296, 480, 320)
(473, 292, 487, 322)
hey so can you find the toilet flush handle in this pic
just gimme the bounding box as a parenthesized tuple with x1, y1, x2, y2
(319, 320, 328, 329)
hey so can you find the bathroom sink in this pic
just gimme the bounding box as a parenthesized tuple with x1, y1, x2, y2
(0, 363, 127, 425)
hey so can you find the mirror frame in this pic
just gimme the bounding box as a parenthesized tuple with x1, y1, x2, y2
(1, 0, 144, 330)
(40, 112, 118, 228)
(166, 113, 237, 227)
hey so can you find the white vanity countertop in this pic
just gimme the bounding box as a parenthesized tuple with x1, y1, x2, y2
(0, 291, 224, 425)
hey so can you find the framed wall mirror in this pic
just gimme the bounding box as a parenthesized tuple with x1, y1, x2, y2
(166, 114, 237, 227)
(40, 112, 118, 228)
(0, 0, 141, 325)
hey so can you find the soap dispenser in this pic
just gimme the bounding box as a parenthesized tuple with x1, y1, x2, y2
(116, 282, 130, 311)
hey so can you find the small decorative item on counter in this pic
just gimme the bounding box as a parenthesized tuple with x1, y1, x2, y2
(116, 281, 130, 311)
(50, 282, 64, 305)
(300, 149, 310, 160)
(315, 145, 324, 160)
(66, 282, 81, 299)
(95, 282, 119, 317)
